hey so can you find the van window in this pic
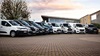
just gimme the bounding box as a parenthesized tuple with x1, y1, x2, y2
(14, 21, 23, 26)
(1, 21, 11, 26)
(63, 24, 68, 27)
(52, 23, 59, 27)
(28, 21, 43, 29)
(88, 25, 94, 27)
(63, 24, 71, 27)
(76, 24, 83, 27)
(19, 20, 30, 26)
(9, 21, 19, 26)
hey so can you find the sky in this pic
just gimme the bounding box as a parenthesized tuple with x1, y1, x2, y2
(2, 0, 100, 22)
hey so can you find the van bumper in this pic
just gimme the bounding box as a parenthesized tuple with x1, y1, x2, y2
(16, 30, 28, 35)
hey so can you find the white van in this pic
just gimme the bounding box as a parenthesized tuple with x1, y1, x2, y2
(61, 23, 73, 33)
(50, 23, 62, 33)
(0, 20, 28, 37)
(69, 23, 86, 33)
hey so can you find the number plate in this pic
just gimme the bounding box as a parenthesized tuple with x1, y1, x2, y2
(24, 31, 27, 33)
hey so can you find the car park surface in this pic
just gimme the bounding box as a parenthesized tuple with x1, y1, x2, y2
(0, 34, 100, 56)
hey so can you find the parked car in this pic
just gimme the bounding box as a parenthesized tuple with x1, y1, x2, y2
(25, 21, 45, 34)
(0, 20, 28, 37)
(69, 23, 86, 34)
(85, 24, 99, 34)
(61, 23, 73, 33)
(50, 23, 62, 33)
(14, 20, 39, 35)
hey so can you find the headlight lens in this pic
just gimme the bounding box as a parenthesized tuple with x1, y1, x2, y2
(76, 28, 79, 30)
(17, 27, 22, 30)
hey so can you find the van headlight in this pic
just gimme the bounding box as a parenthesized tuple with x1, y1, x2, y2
(17, 27, 22, 30)
(76, 28, 79, 30)
(27, 28, 31, 31)
(53, 28, 57, 30)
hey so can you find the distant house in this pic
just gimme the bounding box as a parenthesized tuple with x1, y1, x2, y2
(80, 15, 91, 24)
(80, 10, 100, 24)
(91, 10, 100, 24)
(41, 15, 79, 24)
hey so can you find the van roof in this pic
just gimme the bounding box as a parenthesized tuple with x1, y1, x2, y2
(1, 20, 13, 21)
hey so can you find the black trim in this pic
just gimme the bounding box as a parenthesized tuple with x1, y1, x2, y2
(0, 31, 7, 33)
(16, 30, 28, 35)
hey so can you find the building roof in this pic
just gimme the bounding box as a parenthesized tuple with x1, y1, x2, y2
(90, 10, 100, 16)
(41, 15, 79, 21)
(80, 14, 90, 19)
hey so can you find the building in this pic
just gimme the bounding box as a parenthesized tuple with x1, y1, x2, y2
(41, 15, 80, 24)
(80, 10, 100, 24)
(91, 10, 100, 24)
(80, 15, 91, 24)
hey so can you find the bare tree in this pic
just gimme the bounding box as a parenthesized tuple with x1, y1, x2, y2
(0, 0, 30, 20)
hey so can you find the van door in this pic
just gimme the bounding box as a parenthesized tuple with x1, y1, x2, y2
(0, 21, 11, 35)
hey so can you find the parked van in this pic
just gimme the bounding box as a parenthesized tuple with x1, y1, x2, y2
(85, 24, 99, 34)
(61, 23, 73, 33)
(14, 20, 39, 35)
(0, 20, 28, 37)
(25, 21, 45, 34)
(36, 22, 50, 34)
(43, 24, 53, 34)
(50, 23, 62, 33)
(69, 23, 86, 33)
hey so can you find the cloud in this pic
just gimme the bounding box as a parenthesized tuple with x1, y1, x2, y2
(27, 0, 83, 10)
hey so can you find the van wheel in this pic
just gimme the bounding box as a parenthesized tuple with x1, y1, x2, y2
(10, 31, 16, 37)
(96, 31, 99, 34)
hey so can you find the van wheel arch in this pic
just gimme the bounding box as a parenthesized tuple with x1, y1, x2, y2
(10, 30, 16, 37)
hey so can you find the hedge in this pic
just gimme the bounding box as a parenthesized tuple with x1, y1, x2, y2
(92, 23, 100, 29)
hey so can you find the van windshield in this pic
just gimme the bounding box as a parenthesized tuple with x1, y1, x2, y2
(52, 23, 59, 27)
(9, 21, 19, 26)
(88, 25, 94, 27)
(19, 20, 30, 26)
(76, 24, 83, 27)
(30, 21, 43, 29)
(44, 24, 52, 28)
(63, 24, 70, 27)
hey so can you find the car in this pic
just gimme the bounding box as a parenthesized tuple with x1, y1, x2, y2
(85, 24, 99, 34)
(0, 20, 28, 37)
(14, 20, 39, 35)
(61, 23, 73, 34)
(69, 23, 86, 34)
(50, 23, 62, 33)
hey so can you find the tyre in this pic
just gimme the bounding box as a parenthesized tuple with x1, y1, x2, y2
(10, 31, 16, 37)
(96, 31, 99, 34)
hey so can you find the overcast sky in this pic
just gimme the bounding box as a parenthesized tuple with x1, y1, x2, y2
(1, 0, 100, 21)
